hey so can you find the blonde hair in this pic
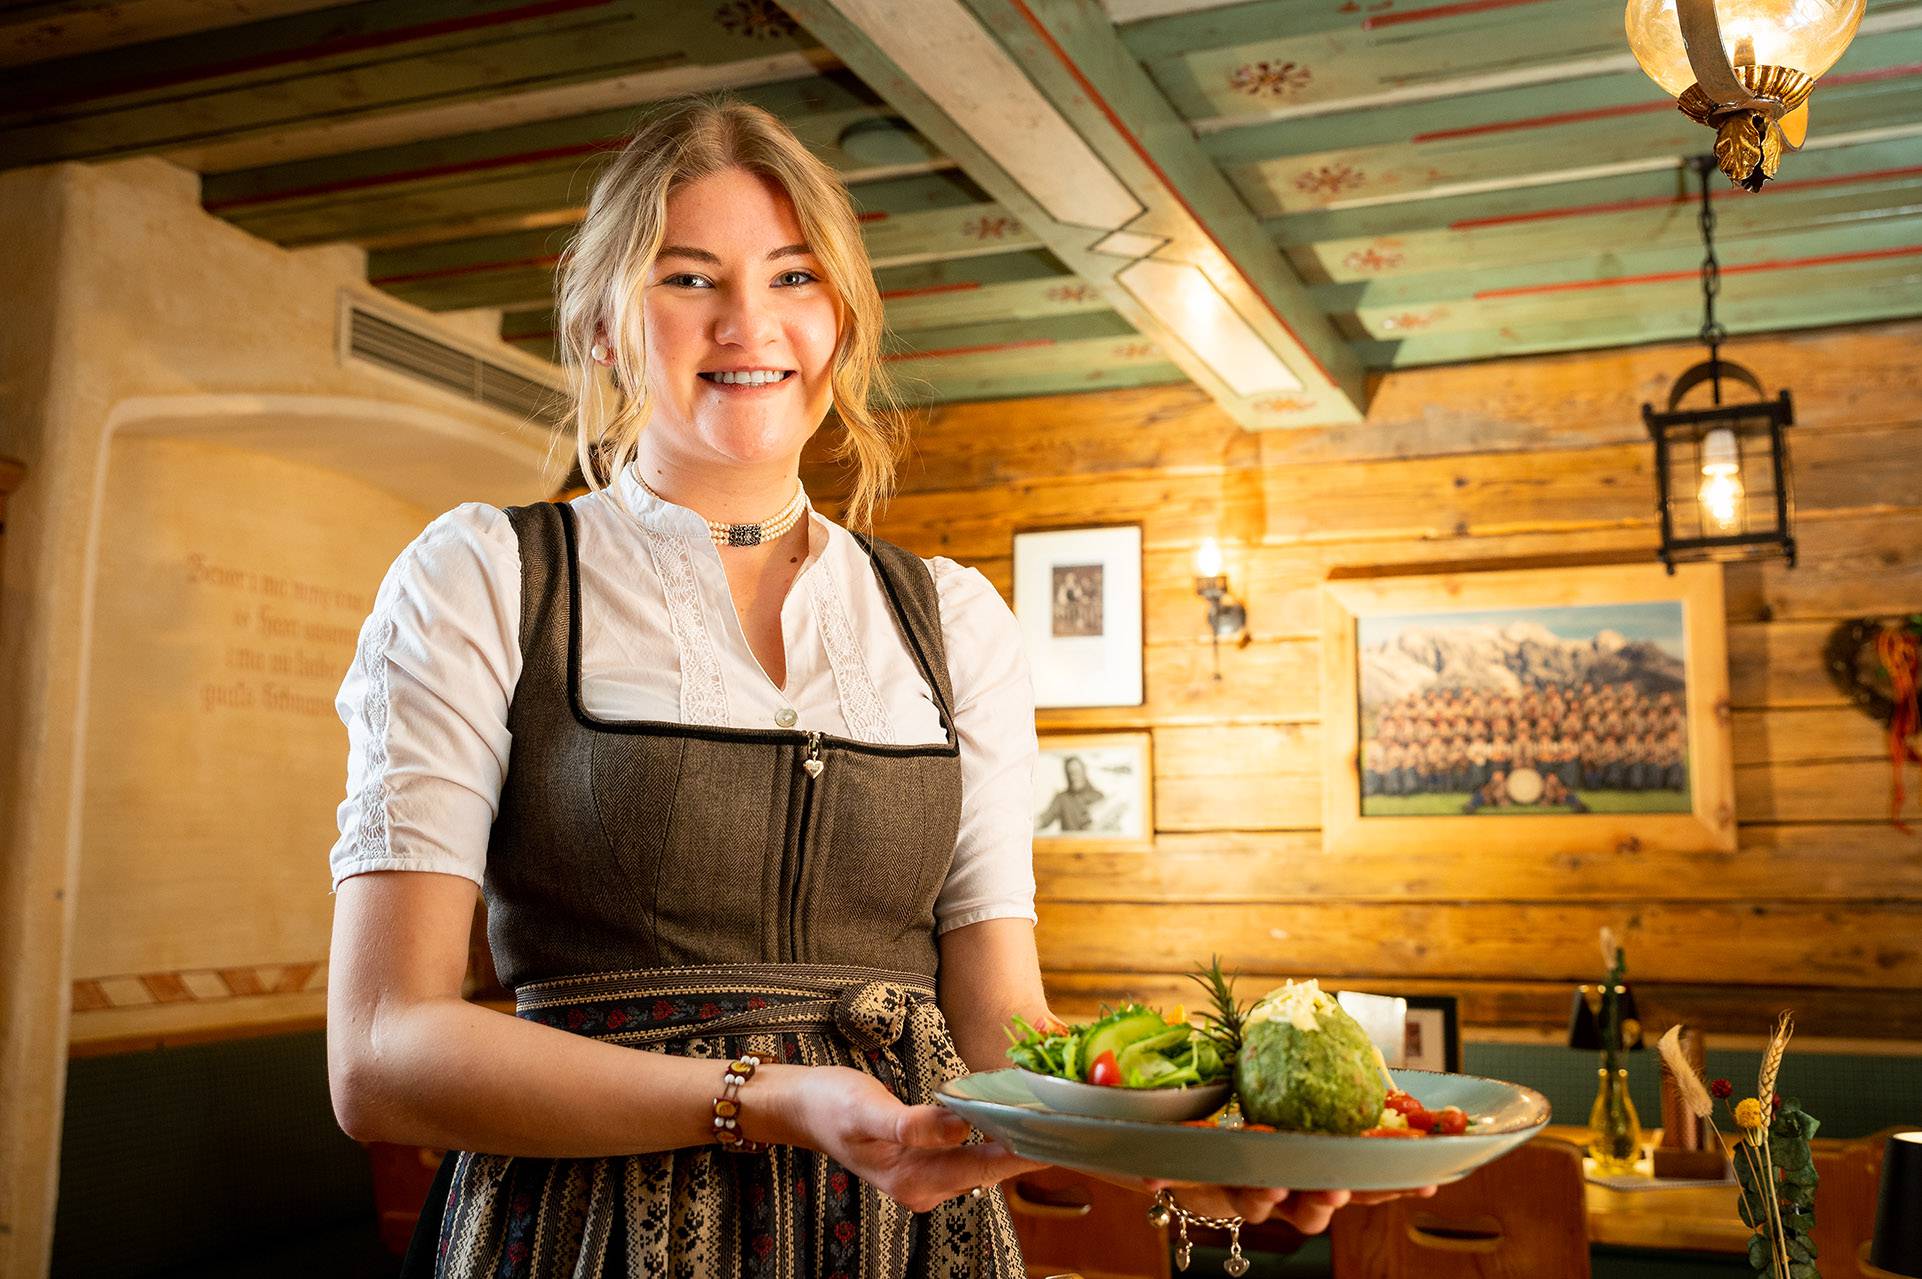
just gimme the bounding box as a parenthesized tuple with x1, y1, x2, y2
(555, 94, 907, 529)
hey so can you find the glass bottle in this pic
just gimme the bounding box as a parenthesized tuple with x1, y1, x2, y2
(1587, 1065, 1644, 1175)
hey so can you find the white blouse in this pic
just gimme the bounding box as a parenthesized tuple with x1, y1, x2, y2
(328, 464, 1040, 934)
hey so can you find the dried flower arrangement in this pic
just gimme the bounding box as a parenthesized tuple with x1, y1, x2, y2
(1658, 1014, 1822, 1278)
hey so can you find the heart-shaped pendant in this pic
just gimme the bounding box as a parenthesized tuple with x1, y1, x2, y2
(802, 758, 824, 779)
(1223, 1253, 1250, 1277)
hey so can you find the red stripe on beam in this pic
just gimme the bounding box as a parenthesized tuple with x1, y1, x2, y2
(1414, 98, 1670, 144)
(884, 338, 1055, 361)
(1473, 242, 1922, 299)
(205, 139, 616, 212)
(1450, 163, 1922, 230)
(370, 253, 562, 286)
(1417, 61, 1922, 145)
(39, 0, 613, 112)
(879, 282, 983, 300)
(1363, 0, 1550, 31)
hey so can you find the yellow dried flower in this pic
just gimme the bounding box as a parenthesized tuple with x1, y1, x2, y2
(1734, 1097, 1764, 1129)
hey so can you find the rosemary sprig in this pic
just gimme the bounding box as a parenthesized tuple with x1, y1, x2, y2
(1187, 955, 1246, 1063)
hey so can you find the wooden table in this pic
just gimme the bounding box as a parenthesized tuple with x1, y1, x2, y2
(1544, 1124, 1845, 1254)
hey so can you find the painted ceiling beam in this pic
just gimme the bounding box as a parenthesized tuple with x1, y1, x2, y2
(202, 74, 952, 251)
(0, 0, 832, 172)
(1319, 207, 1922, 313)
(1279, 135, 1922, 280)
(1358, 271, 1922, 367)
(1220, 34, 1922, 220)
(0, 0, 347, 68)
(368, 194, 1047, 312)
(779, 0, 1369, 428)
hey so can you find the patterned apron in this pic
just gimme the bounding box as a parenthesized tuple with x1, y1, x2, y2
(401, 501, 1024, 1278)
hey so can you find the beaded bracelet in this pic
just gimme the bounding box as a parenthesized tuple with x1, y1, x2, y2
(712, 1055, 769, 1153)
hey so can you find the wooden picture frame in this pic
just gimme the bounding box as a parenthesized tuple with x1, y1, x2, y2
(1402, 995, 1462, 1074)
(1320, 562, 1735, 856)
(1033, 731, 1155, 852)
(1013, 524, 1144, 709)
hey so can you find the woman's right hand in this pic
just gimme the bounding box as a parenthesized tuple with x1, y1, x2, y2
(765, 1064, 1043, 1212)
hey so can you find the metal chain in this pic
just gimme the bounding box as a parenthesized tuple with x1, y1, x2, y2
(1694, 155, 1727, 404)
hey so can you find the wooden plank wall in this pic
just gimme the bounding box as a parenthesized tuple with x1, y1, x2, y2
(0, 456, 20, 602)
(809, 320, 1922, 1044)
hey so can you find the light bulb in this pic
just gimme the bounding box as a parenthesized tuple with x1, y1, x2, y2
(1196, 538, 1223, 579)
(1624, 0, 1864, 98)
(1697, 428, 1745, 534)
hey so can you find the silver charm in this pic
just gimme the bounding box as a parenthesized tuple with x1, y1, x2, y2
(1223, 1251, 1250, 1278)
(1175, 1217, 1192, 1272)
(1146, 1195, 1172, 1229)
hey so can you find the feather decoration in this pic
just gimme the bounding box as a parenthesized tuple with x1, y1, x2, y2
(1657, 1024, 1714, 1120)
(1599, 925, 1618, 972)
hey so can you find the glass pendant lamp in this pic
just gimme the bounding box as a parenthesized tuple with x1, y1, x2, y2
(1624, 0, 1866, 189)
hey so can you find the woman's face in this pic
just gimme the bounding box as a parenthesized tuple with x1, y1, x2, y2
(637, 166, 841, 471)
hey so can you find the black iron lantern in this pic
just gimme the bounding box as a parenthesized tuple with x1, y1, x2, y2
(1645, 156, 1796, 574)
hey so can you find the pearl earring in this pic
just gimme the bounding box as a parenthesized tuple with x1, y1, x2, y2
(589, 342, 611, 364)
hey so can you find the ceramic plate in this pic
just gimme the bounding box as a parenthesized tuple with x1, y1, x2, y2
(939, 1068, 1550, 1191)
(1015, 1070, 1231, 1122)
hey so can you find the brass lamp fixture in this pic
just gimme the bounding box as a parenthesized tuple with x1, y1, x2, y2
(1644, 156, 1797, 573)
(1194, 538, 1247, 681)
(1625, 0, 1865, 189)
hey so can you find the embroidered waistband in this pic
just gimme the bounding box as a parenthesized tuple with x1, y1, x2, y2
(514, 961, 939, 1052)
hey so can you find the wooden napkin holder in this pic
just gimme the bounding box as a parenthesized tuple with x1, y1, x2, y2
(1654, 1023, 1731, 1180)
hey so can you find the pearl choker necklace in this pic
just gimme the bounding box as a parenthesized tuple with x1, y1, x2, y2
(638, 475, 807, 547)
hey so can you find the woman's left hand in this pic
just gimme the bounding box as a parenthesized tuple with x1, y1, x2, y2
(1140, 1180, 1438, 1234)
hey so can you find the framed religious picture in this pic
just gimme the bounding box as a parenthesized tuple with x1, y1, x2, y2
(1032, 731, 1154, 852)
(1013, 525, 1144, 709)
(1320, 562, 1736, 856)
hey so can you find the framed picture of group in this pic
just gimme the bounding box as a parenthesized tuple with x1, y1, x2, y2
(1320, 562, 1737, 857)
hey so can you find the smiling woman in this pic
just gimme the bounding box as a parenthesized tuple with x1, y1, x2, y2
(323, 96, 1050, 1279)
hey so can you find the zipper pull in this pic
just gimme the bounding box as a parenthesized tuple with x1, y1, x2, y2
(800, 730, 824, 780)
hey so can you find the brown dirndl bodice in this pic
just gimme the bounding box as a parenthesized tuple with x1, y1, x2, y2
(404, 500, 1024, 1279)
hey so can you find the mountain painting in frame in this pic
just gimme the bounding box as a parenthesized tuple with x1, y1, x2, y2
(1319, 562, 1735, 857)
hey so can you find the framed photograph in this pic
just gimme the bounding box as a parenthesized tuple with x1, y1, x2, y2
(1013, 525, 1143, 708)
(1033, 731, 1154, 851)
(1320, 562, 1735, 856)
(1402, 996, 1462, 1074)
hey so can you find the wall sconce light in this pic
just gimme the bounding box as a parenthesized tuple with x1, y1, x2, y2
(1624, 0, 1865, 190)
(1194, 538, 1248, 680)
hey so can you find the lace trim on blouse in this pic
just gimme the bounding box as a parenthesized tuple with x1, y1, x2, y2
(811, 557, 893, 745)
(351, 611, 397, 857)
(639, 525, 730, 724)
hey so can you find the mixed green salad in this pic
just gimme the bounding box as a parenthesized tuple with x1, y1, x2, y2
(1005, 1003, 1229, 1090)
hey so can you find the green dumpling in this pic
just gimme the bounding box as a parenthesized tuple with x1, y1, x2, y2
(1234, 980, 1387, 1135)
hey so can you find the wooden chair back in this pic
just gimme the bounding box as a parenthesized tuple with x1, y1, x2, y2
(1003, 1168, 1170, 1279)
(1812, 1129, 1892, 1279)
(1331, 1137, 1590, 1279)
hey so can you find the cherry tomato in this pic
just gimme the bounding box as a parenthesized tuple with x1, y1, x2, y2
(1384, 1090, 1436, 1132)
(1434, 1106, 1469, 1135)
(1087, 1050, 1121, 1087)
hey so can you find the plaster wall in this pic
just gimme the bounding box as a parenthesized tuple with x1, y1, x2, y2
(0, 156, 558, 1277)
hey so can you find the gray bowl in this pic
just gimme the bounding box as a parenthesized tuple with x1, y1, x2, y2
(940, 1067, 1550, 1191)
(1015, 1069, 1232, 1122)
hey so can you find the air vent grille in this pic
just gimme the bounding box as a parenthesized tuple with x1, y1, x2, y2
(346, 304, 565, 425)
